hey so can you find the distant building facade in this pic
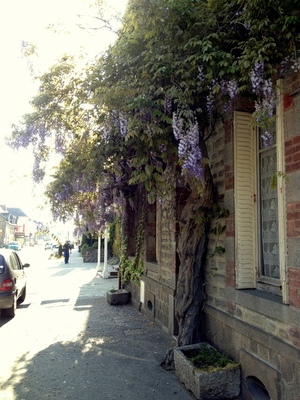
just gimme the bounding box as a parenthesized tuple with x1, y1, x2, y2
(0, 206, 29, 247)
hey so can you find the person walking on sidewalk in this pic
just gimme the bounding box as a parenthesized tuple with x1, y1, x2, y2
(62, 241, 70, 264)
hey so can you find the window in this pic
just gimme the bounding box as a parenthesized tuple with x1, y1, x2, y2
(257, 123, 280, 281)
(234, 81, 287, 301)
(9, 253, 20, 270)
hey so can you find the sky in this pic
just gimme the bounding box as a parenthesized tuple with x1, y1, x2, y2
(0, 0, 127, 222)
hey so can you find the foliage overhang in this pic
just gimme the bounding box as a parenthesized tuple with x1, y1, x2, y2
(5, 0, 300, 228)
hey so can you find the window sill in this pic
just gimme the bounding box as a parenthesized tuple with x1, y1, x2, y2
(145, 261, 158, 272)
(242, 289, 282, 304)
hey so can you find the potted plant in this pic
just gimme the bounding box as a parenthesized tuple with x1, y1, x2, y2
(106, 287, 130, 305)
(174, 342, 241, 400)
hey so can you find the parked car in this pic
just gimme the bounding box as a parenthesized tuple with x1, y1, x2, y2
(44, 242, 53, 250)
(8, 241, 21, 251)
(0, 249, 30, 318)
(52, 244, 60, 255)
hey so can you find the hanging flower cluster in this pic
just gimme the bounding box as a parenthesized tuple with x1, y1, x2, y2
(250, 62, 278, 146)
(220, 79, 239, 113)
(173, 113, 203, 180)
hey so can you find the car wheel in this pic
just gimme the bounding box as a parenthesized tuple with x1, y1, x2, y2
(18, 286, 26, 304)
(3, 295, 16, 318)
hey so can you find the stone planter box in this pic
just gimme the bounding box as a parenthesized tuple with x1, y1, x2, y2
(174, 343, 241, 400)
(83, 249, 98, 262)
(106, 289, 130, 305)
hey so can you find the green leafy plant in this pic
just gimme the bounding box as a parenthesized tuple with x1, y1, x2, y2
(270, 171, 289, 189)
(209, 203, 230, 259)
(183, 344, 237, 372)
(119, 205, 145, 285)
(91, 241, 98, 250)
(80, 243, 90, 257)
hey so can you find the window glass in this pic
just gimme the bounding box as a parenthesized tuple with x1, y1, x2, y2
(9, 253, 20, 270)
(258, 122, 280, 279)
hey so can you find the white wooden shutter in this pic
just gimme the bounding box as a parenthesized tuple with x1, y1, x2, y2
(234, 111, 257, 288)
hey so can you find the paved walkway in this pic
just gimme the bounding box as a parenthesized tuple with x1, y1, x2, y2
(48, 250, 195, 399)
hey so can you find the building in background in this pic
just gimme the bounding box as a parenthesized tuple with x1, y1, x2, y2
(0, 206, 29, 247)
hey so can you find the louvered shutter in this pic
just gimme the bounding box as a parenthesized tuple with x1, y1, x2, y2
(234, 111, 257, 288)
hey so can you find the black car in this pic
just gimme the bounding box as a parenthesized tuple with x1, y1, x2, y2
(0, 250, 30, 318)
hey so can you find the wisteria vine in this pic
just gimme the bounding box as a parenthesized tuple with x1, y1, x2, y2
(172, 113, 203, 181)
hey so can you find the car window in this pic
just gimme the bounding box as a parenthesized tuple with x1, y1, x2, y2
(9, 253, 21, 270)
(14, 252, 23, 268)
(0, 255, 4, 274)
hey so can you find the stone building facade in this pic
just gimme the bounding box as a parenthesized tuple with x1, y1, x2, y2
(129, 70, 300, 400)
(203, 73, 300, 400)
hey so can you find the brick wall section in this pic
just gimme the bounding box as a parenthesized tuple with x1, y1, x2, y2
(288, 267, 300, 308)
(289, 326, 300, 349)
(286, 201, 300, 237)
(226, 259, 235, 287)
(225, 212, 234, 237)
(225, 163, 234, 190)
(284, 70, 300, 99)
(224, 118, 233, 144)
(285, 136, 300, 173)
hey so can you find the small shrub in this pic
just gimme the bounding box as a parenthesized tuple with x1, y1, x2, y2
(91, 241, 98, 249)
(183, 344, 236, 372)
(81, 243, 90, 256)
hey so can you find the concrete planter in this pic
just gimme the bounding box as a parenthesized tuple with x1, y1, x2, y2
(83, 249, 98, 262)
(174, 343, 241, 400)
(106, 289, 130, 305)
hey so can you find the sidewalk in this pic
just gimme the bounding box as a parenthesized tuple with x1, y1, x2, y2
(66, 251, 195, 399)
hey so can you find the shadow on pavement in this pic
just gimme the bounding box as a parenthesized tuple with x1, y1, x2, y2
(1, 267, 194, 400)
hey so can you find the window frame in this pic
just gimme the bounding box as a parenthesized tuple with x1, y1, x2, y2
(234, 80, 288, 303)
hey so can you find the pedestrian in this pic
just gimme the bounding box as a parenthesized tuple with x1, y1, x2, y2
(62, 241, 70, 264)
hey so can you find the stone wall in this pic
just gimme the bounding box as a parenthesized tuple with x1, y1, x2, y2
(131, 165, 178, 335)
(203, 72, 300, 400)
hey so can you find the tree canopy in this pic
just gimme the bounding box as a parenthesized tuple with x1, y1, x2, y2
(7, 0, 300, 228)
(6, 0, 300, 350)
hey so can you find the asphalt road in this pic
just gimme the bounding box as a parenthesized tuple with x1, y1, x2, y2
(0, 246, 194, 400)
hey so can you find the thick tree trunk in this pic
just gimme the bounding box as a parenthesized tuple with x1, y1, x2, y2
(162, 140, 215, 370)
(175, 187, 212, 346)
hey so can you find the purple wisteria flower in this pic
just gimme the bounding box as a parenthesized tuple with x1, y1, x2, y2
(261, 131, 274, 148)
(119, 113, 127, 138)
(102, 122, 111, 142)
(220, 79, 238, 100)
(206, 91, 215, 122)
(250, 62, 278, 147)
(220, 79, 239, 113)
(164, 97, 172, 115)
(172, 113, 203, 180)
(172, 112, 184, 141)
(159, 144, 167, 153)
(197, 66, 205, 86)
